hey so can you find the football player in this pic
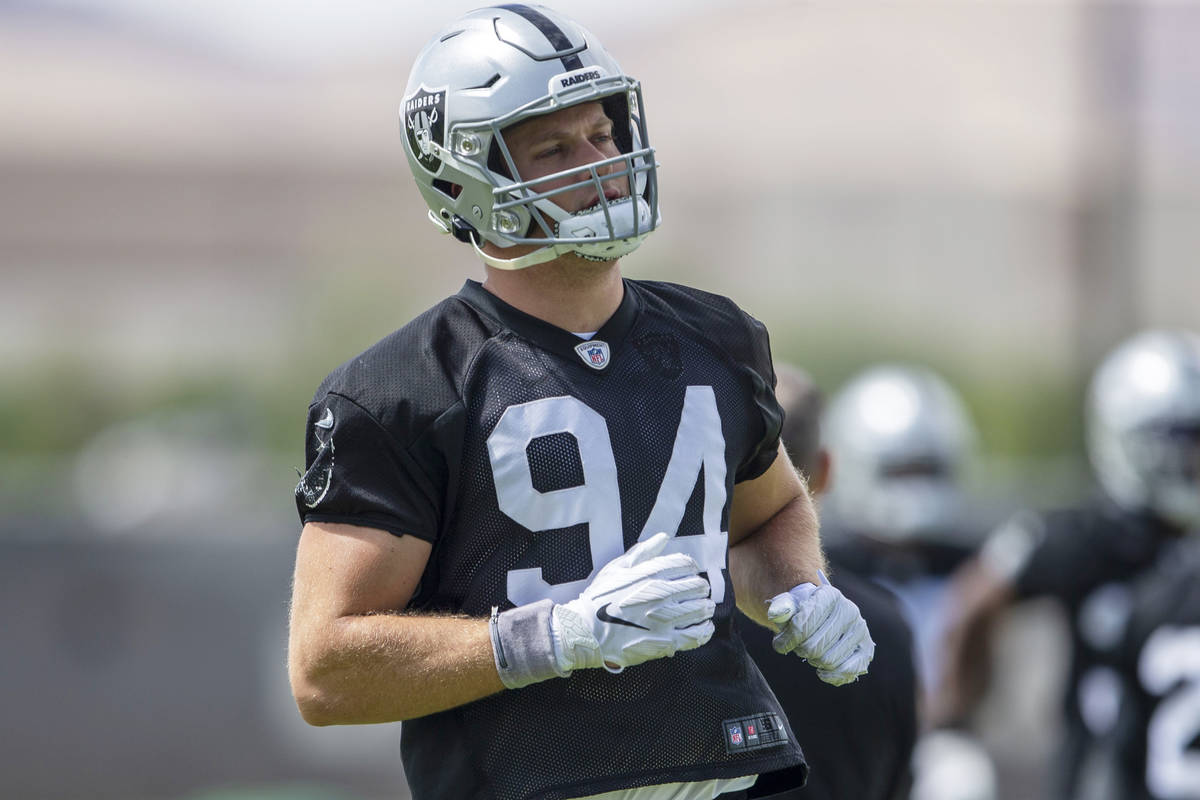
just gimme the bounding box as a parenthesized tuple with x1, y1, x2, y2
(736, 364, 920, 800)
(817, 364, 1000, 799)
(1109, 537, 1200, 800)
(935, 329, 1200, 800)
(285, 7, 873, 800)
(819, 364, 989, 695)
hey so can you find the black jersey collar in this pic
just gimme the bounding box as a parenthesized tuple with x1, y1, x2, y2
(457, 279, 641, 372)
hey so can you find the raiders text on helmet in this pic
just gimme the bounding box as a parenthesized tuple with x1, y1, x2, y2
(1087, 329, 1200, 530)
(400, 5, 661, 270)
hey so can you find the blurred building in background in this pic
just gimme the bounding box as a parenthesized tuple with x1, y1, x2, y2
(1, 1, 1198, 798)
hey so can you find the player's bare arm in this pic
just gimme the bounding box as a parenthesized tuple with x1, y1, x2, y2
(288, 520, 715, 724)
(288, 521, 504, 724)
(729, 441, 875, 685)
(727, 441, 824, 627)
(927, 553, 1015, 727)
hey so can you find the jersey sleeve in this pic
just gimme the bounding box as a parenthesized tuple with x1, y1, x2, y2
(734, 308, 783, 483)
(292, 298, 483, 542)
(294, 391, 443, 541)
(1010, 509, 1099, 602)
(633, 281, 784, 484)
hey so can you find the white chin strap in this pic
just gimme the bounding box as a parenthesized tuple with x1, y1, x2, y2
(472, 238, 574, 271)
(474, 196, 655, 271)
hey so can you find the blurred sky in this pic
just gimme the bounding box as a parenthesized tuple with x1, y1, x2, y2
(29, 0, 739, 68)
(6, 0, 1198, 380)
(4, 0, 1200, 529)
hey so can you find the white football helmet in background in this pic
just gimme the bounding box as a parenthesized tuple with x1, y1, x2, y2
(823, 364, 978, 543)
(401, 4, 660, 270)
(1087, 329, 1200, 530)
(910, 729, 998, 800)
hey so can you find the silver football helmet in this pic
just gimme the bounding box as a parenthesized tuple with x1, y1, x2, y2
(823, 364, 978, 543)
(401, 5, 660, 270)
(1087, 329, 1200, 530)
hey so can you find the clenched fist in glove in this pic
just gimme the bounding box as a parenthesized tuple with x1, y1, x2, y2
(767, 571, 874, 686)
(491, 532, 716, 689)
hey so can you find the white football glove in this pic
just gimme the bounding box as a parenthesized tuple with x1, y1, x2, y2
(766, 571, 874, 686)
(490, 532, 716, 689)
(551, 531, 716, 674)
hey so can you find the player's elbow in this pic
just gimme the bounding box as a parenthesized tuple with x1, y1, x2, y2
(288, 638, 353, 726)
(293, 691, 338, 727)
(289, 661, 342, 726)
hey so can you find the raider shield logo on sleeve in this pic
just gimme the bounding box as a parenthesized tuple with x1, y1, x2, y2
(296, 437, 335, 509)
(403, 85, 448, 174)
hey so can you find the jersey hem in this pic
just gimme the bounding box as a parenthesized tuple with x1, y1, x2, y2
(301, 512, 437, 543)
(529, 750, 805, 800)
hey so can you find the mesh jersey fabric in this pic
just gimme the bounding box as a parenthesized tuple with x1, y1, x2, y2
(1109, 538, 1200, 800)
(295, 278, 805, 800)
(1006, 500, 1182, 800)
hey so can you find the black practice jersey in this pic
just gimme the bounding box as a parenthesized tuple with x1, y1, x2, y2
(1109, 538, 1200, 800)
(822, 536, 978, 585)
(736, 571, 917, 800)
(1007, 501, 1182, 800)
(295, 279, 805, 800)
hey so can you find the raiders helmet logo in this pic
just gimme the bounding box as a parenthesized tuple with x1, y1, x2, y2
(403, 85, 448, 174)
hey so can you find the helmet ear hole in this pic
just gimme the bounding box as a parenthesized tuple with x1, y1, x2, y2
(432, 178, 457, 199)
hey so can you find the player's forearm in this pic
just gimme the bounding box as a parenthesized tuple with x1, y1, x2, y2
(728, 492, 826, 628)
(289, 612, 504, 725)
(927, 559, 1015, 726)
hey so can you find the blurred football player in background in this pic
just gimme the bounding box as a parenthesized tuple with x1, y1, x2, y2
(818, 363, 1000, 800)
(287, 6, 873, 800)
(737, 364, 919, 800)
(1107, 534, 1200, 800)
(935, 329, 1200, 800)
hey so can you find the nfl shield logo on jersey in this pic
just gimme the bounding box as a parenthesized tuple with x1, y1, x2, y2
(574, 339, 611, 370)
(728, 725, 744, 746)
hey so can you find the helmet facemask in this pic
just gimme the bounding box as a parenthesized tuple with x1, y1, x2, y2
(862, 457, 967, 543)
(1116, 420, 1200, 529)
(421, 75, 659, 270)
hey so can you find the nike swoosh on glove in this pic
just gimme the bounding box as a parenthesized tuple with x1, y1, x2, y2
(490, 532, 716, 690)
(552, 531, 716, 674)
(766, 571, 874, 686)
